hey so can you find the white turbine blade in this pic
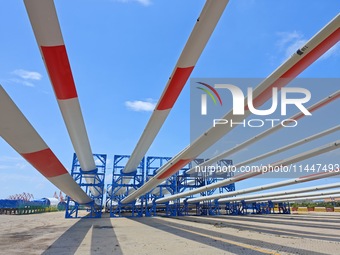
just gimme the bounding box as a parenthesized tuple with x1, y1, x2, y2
(123, 0, 230, 174)
(186, 91, 340, 175)
(0, 85, 91, 204)
(24, 0, 96, 172)
(157, 124, 340, 203)
(122, 13, 340, 204)
(24, 0, 100, 196)
(218, 182, 340, 203)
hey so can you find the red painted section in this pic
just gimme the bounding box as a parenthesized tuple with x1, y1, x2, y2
(157, 159, 193, 179)
(156, 66, 194, 110)
(234, 173, 253, 182)
(21, 148, 68, 178)
(251, 28, 340, 108)
(41, 45, 78, 100)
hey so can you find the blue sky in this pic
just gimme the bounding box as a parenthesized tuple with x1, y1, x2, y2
(0, 0, 339, 199)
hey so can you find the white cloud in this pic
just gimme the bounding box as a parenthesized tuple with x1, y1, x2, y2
(9, 78, 35, 87)
(0, 173, 40, 183)
(115, 0, 152, 6)
(0, 163, 27, 170)
(136, 0, 151, 5)
(12, 69, 42, 80)
(285, 39, 307, 58)
(276, 31, 307, 59)
(276, 31, 301, 48)
(9, 69, 42, 88)
(276, 31, 340, 60)
(0, 156, 24, 162)
(0, 156, 28, 170)
(15, 162, 28, 170)
(125, 98, 156, 112)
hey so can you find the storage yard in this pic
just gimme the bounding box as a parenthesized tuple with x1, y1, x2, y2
(1, 1, 339, 255)
(1, 212, 340, 255)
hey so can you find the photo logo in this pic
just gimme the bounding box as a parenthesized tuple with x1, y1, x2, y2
(197, 82, 312, 117)
(196, 82, 223, 115)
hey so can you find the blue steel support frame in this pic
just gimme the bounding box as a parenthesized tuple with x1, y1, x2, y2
(173, 158, 217, 216)
(224, 200, 290, 215)
(249, 201, 290, 214)
(277, 202, 291, 214)
(251, 201, 273, 214)
(146, 157, 235, 217)
(108, 155, 145, 217)
(224, 201, 247, 215)
(65, 153, 106, 218)
(197, 159, 235, 216)
(167, 160, 194, 216)
(145, 156, 206, 217)
(145, 156, 173, 216)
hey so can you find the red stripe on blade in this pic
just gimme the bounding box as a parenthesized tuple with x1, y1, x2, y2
(157, 159, 192, 179)
(293, 94, 340, 121)
(157, 66, 194, 110)
(252, 28, 340, 108)
(235, 171, 262, 182)
(299, 169, 339, 181)
(41, 45, 78, 100)
(21, 148, 68, 178)
(307, 94, 340, 112)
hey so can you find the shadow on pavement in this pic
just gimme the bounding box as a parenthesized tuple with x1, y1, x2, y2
(43, 213, 122, 255)
(129, 216, 328, 255)
(175, 215, 340, 242)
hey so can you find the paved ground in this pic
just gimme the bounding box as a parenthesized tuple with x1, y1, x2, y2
(0, 212, 339, 255)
